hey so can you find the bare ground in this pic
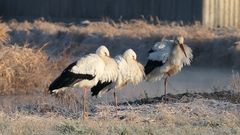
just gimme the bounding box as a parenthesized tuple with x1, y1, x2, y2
(0, 91, 239, 135)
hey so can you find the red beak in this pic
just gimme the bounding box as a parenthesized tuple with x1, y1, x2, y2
(179, 44, 187, 57)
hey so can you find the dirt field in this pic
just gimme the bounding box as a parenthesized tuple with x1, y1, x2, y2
(0, 91, 239, 135)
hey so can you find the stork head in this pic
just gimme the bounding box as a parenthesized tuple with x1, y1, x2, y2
(96, 45, 110, 57)
(175, 36, 187, 57)
(123, 49, 137, 60)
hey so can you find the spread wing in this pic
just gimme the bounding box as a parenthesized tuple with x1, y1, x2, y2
(145, 40, 174, 75)
(148, 40, 174, 63)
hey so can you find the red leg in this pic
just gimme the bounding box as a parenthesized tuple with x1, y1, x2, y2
(164, 76, 168, 101)
(82, 88, 88, 120)
(113, 91, 118, 116)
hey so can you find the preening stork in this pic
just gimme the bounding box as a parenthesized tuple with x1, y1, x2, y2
(144, 36, 193, 100)
(49, 45, 118, 119)
(91, 49, 145, 115)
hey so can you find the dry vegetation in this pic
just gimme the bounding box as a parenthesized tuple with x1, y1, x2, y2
(0, 23, 9, 43)
(7, 18, 237, 40)
(0, 22, 72, 95)
(0, 95, 239, 135)
(5, 19, 240, 67)
(0, 19, 240, 134)
(0, 44, 72, 95)
(0, 45, 49, 95)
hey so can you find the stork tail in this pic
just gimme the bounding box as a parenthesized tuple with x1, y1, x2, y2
(91, 81, 112, 97)
(49, 61, 95, 94)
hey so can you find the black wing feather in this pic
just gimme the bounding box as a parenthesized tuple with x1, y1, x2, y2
(148, 49, 154, 53)
(144, 60, 164, 75)
(91, 81, 112, 97)
(49, 61, 95, 94)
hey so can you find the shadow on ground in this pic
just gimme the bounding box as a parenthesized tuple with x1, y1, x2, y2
(119, 90, 240, 105)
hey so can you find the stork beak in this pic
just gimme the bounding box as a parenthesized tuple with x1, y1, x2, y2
(179, 44, 187, 57)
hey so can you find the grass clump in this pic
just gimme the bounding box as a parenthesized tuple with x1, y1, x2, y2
(0, 23, 9, 43)
(0, 45, 67, 95)
(56, 122, 87, 135)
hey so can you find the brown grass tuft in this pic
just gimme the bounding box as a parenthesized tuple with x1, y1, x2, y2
(0, 45, 70, 95)
(0, 23, 10, 43)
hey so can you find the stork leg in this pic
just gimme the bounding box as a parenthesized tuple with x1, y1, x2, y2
(82, 88, 88, 120)
(113, 90, 118, 116)
(163, 76, 169, 101)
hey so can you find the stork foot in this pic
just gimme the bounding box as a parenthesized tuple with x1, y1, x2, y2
(162, 95, 170, 103)
(162, 94, 177, 103)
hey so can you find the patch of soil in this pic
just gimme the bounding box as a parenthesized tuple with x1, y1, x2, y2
(120, 91, 240, 105)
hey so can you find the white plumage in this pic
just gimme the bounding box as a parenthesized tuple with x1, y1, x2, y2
(49, 45, 118, 119)
(71, 51, 118, 88)
(144, 36, 193, 99)
(91, 49, 145, 97)
(49, 45, 118, 92)
(115, 49, 145, 88)
(91, 49, 145, 115)
(148, 40, 174, 63)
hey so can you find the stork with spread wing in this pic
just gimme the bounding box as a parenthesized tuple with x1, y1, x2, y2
(145, 36, 193, 100)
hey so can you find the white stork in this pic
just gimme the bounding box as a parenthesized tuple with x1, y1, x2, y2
(91, 49, 145, 115)
(144, 36, 193, 100)
(49, 45, 118, 119)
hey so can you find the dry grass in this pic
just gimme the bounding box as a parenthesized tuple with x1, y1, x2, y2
(0, 45, 48, 95)
(4, 19, 240, 67)
(0, 23, 9, 43)
(78, 20, 217, 40)
(0, 97, 239, 135)
(7, 19, 234, 40)
(0, 45, 71, 95)
(0, 21, 72, 95)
